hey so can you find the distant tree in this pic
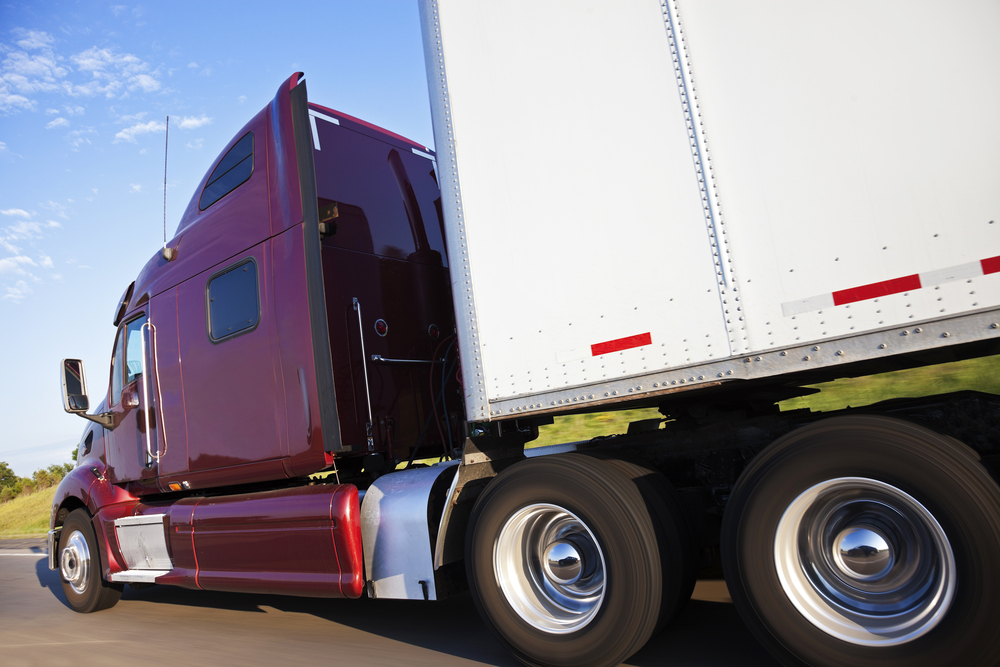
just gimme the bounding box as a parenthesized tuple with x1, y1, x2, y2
(0, 486, 12, 503)
(47, 464, 70, 482)
(34, 469, 52, 489)
(71, 447, 78, 462)
(21, 482, 34, 496)
(0, 461, 17, 489)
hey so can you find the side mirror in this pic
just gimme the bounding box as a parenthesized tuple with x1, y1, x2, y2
(61, 359, 113, 429)
(61, 359, 89, 413)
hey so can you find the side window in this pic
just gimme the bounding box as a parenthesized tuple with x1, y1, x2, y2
(110, 329, 124, 406)
(124, 317, 146, 384)
(207, 259, 260, 341)
(199, 132, 254, 210)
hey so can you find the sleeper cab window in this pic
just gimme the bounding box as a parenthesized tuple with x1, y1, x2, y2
(207, 259, 260, 341)
(199, 132, 254, 210)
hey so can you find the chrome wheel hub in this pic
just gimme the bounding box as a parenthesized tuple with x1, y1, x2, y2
(494, 503, 606, 633)
(775, 477, 956, 646)
(60, 530, 91, 595)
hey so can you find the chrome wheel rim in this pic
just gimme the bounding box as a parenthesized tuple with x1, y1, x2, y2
(494, 503, 606, 633)
(60, 530, 91, 595)
(774, 477, 956, 646)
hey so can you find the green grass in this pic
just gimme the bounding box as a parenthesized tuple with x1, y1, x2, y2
(531, 408, 663, 449)
(529, 355, 1000, 448)
(0, 485, 55, 538)
(779, 354, 1000, 413)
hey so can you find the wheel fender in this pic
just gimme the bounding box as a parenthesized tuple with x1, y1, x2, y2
(360, 462, 458, 600)
(50, 467, 97, 531)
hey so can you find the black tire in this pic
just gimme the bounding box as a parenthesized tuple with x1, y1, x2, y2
(58, 509, 123, 613)
(466, 453, 662, 667)
(721, 416, 1000, 667)
(584, 453, 697, 632)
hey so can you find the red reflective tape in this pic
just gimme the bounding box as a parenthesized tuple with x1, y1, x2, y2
(832, 274, 922, 306)
(591, 332, 652, 356)
(982, 255, 1000, 275)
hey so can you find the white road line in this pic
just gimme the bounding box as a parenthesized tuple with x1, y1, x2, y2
(0, 553, 47, 557)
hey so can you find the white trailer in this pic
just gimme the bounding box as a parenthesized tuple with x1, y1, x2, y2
(416, 2, 1000, 666)
(420, 0, 1000, 422)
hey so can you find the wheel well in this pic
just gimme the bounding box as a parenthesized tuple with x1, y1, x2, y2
(55, 496, 88, 528)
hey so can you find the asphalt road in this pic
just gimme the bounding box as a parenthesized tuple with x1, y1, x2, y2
(0, 538, 778, 667)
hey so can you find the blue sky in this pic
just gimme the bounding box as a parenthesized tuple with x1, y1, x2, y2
(0, 1, 434, 476)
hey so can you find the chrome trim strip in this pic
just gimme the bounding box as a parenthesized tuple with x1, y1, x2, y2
(353, 297, 375, 451)
(371, 355, 442, 365)
(140, 321, 154, 464)
(483, 307, 1000, 420)
(47, 528, 61, 571)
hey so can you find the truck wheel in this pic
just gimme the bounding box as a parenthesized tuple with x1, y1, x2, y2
(721, 416, 1000, 667)
(59, 509, 123, 613)
(584, 453, 697, 632)
(466, 453, 661, 667)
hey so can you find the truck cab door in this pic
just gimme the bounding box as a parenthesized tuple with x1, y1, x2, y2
(105, 312, 160, 488)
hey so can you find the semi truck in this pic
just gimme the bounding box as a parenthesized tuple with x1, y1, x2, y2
(52, 1, 999, 666)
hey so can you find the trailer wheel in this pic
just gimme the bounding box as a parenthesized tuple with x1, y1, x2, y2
(466, 453, 661, 667)
(59, 509, 123, 613)
(583, 453, 697, 632)
(722, 416, 1000, 667)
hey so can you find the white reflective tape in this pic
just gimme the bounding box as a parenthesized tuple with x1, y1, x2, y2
(308, 110, 340, 152)
(782, 293, 835, 317)
(308, 114, 320, 151)
(309, 109, 340, 125)
(411, 147, 435, 160)
(919, 261, 983, 287)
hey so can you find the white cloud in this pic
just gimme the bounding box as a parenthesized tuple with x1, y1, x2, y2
(176, 114, 211, 129)
(130, 184, 142, 193)
(237, 95, 247, 105)
(45, 107, 60, 115)
(15, 30, 55, 51)
(68, 46, 162, 99)
(2, 280, 33, 303)
(187, 62, 198, 69)
(40, 200, 69, 219)
(66, 127, 96, 149)
(46, 117, 69, 129)
(91, 188, 98, 194)
(111, 5, 127, 17)
(0, 141, 6, 152)
(1, 30, 161, 114)
(0, 256, 36, 274)
(4, 221, 44, 239)
(0, 92, 34, 113)
(1, 209, 31, 218)
(46, 220, 61, 228)
(39, 255, 54, 269)
(131, 73, 160, 93)
(115, 119, 165, 143)
(116, 111, 147, 123)
(199, 67, 212, 77)
(186, 138, 203, 150)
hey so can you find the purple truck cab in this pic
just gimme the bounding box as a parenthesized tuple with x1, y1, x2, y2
(52, 73, 458, 605)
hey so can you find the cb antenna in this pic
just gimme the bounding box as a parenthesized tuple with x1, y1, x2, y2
(161, 116, 176, 261)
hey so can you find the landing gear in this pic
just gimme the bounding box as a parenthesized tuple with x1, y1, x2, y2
(466, 453, 691, 667)
(59, 509, 123, 613)
(722, 416, 1000, 666)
